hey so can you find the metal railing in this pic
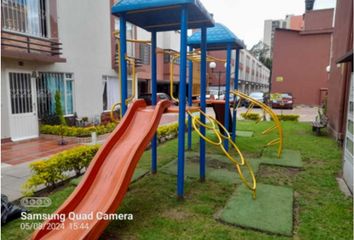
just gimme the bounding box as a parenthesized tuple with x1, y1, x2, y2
(1, 30, 62, 56)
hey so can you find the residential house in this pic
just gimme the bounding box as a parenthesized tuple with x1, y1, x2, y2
(271, 8, 334, 106)
(207, 49, 270, 94)
(1, 0, 183, 142)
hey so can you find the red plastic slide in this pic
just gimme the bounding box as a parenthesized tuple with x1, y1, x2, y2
(32, 99, 170, 240)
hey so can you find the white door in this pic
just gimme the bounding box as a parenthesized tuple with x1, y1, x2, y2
(8, 72, 39, 141)
(343, 72, 353, 193)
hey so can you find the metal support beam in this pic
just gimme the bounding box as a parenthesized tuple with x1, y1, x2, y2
(199, 26, 207, 182)
(177, 7, 188, 199)
(151, 31, 158, 174)
(187, 46, 193, 150)
(224, 44, 232, 150)
(232, 48, 240, 142)
(119, 15, 127, 115)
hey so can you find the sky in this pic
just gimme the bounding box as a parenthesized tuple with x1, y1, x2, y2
(200, 0, 336, 49)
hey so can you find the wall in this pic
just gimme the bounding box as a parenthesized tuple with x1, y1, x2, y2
(327, 0, 353, 139)
(271, 29, 331, 105)
(288, 15, 304, 30)
(303, 8, 334, 31)
(53, 0, 117, 118)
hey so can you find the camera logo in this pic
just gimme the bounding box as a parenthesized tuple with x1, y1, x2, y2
(20, 197, 52, 208)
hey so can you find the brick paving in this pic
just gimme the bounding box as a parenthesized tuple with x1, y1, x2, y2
(1, 138, 79, 166)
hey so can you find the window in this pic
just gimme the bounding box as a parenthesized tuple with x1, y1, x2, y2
(102, 75, 132, 111)
(139, 43, 151, 65)
(164, 53, 171, 63)
(1, 0, 48, 37)
(163, 53, 180, 64)
(36, 72, 74, 118)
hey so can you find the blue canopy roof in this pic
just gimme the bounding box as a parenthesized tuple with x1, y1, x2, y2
(112, 0, 214, 32)
(188, 23, 246, 50)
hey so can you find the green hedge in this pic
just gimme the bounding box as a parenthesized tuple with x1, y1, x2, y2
(22, 145, 100, 196)
(40, 122, 181, 139)
(23, 122, 183, 196)
(241, 112, 261, 121)
(40, 123, 117, 137)
(157, 122, 179, 142)
(273, 114, 299, 122)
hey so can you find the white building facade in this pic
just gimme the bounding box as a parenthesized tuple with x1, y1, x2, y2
(1, 0, 182, 142)
(1, 0, 117, 141)
(236, 49, 270, 94)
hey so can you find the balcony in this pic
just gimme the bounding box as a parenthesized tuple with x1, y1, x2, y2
(1, 0, 65, 63)
(1, 30, 65, 63)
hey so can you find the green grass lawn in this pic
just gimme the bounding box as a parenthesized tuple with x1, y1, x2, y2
(2, 121, 353, 240)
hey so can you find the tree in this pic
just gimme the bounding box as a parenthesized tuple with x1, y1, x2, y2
(55, 90, 67, 145)
(249, 41, 272, 69)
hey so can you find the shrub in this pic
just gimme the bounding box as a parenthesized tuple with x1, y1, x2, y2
(22, 145, 100, 196)
(241, 112, 261, 121)
(55, 91, 66, 126)
(272, 114, 299, 122)
(24, 122, 182, 195)
(157, 122, 183, 142)
(22, 157, 65, 196)
(40, 122, 117, 137)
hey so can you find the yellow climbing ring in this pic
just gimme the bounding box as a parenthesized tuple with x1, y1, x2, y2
(211, 116, 232, 140)
(233, 159, 257, 199)
(188, 109, 257, 199)
(231, 90, 284, 158)
(220, 139, 245, 166)
(192, 115, 222, 146)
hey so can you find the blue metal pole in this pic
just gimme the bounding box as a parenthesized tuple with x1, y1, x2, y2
(187, 46, 193, 150)
(232, 48, 240, 142)
(177, 6, 188, 199)
(224, 44, 232, 150)
(151, 31, 158, 174)
(200, 26, 207, 182)
(119, 15, 127, 115)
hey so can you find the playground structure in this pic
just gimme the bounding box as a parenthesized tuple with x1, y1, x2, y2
(32, 1, 283, 239)
(110, 33, 150, 123)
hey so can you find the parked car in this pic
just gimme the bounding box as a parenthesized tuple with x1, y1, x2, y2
(140, 92, 177, 106)
(244, 92, 265, 107)
(209, 90, 224, 100)
(223, 93, 240, 107)
(271, 93, 294, 109)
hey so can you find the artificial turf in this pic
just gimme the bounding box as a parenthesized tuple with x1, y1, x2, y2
(160, 152, 261, 185)
(260, 149, 303, 168)
(218, 184, 294, 236)
(2, 121, 352, 240)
